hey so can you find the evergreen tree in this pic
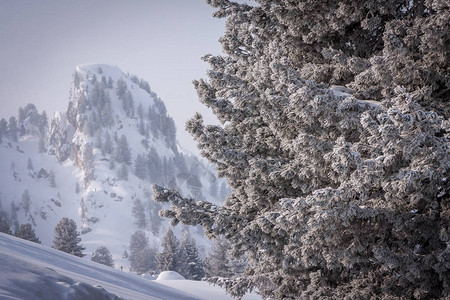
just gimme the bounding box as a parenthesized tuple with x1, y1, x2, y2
(38, 138, 46, 153)
(82, 143, 95, 184)
(132, 198, 146, 228)
(21, 189, 31, 213)
(15, 223, 41, 244)
(129, 231, 157, 274)
(116, 78, 127, 99)
(53, 217, 85, 257)
(153, 1, 450, 298)
(157, 228, 180, 272)
(203, 237, 233, 278)
(0, 118, 7, 143)
(107, 76, 114, 89)
(8, 116, 18, 142)
(18, 106, 25, 123)
(180, 231, 205, 281)
(102, 131, 113, 155)
(27, 158, 34, 172)
(0, 213, 12, 235)
(117, 163, 128, 180)
(49, 170, 56, 188)
(9, 202, 19, 233)
(134, 154, 147, 180)
(109, 156, 116, 170)
(115, 135, 131, 165)
(91, 246, 114, 267)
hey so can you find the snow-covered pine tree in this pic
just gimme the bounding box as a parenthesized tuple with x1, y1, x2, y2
(82, 143, 95, 185)
(53, 217, 85, 257)
(21, 189, 31, 214)
(129, 231, 157, 275)
(117, 163, 128, 180)
(48, 170, 56, 188)
(203, 237, 232, 278)
(102, 131, 113, 155)
(8, 116, 18, 142)
(157, 227, 180, 272)
(134, 154, 147, 180)
(180, 231, 205, 281)
(91, 246, 114, 267)
(27, 158, 33, 172)
(0, 213, 12, 235)
(132, 198, 146, 228)
(15, 223, 41, 244)
(153, 1, 450, 299)
(0, 118, 7, 143)
(115, 135, 131, 165)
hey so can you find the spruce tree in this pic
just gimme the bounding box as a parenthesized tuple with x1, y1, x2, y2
(129, 231, 157, 274)
(91, 246, 114, 267)
(8, 116, 18, 142)
(203, 237, 232, 278)
(132, 198, 146, 228)
(21, 189, 31, 214)
(15, 223, 41, 244)
(153, 1, 450, 298)
(53, 217, 85, 257)
(115, 135, 131, 165)
(117, 163, 128, 180)
(157, 228, 180, 272)
(180, 231, 205, 281)
(0, 213, 12, 235)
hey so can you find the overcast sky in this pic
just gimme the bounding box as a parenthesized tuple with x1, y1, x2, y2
(0, 0, 226, 153)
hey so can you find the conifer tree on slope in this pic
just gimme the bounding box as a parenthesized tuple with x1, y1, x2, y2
(157, 227, 181, 273)
(91, 246, 114, 267)
(53, 217, 85, 257)
(129, 230, 157, 275)
(0, 213, 12, 235)
(15, 223, 41, 244)
(154, 0, 449, 299)
(180, 231, 205, 281)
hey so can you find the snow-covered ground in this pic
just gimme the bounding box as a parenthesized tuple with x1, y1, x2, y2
(0, 233, 262, 300)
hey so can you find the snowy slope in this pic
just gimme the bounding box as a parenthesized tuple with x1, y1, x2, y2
(0, 64, 229, 272)
(0, 233, 262, 300)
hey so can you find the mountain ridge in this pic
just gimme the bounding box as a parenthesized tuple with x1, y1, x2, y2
(0, 64, 228, 271)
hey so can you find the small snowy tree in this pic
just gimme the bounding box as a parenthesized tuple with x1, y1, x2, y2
(129, 231, 157, 274)
(21, 189, 31, 214)
(48, 170, 56, 188)
(180, 231, 205, 281)
(82, 143, 95, 185)
(15, 223, 41, 244)
(117, 163, 128, 180)
(0, 213, 12, 235)
(53, 217, 85, 257)
(8, 116, 18, 142)
(157, 227, 180, 272)
(203, 237, 233, 278)
(27, 158, 34, 172)
(132, 198, 146, 228)
(115, 135, 131, 165)
(134, 154, 147, 180)
(91, 246, 114, 267)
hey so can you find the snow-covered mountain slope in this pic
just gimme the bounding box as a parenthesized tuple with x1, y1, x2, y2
(0, 64, 229, 271)
(0, 232, 262, 300)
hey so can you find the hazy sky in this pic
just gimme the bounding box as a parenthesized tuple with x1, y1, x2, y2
(0, 0, 226, 153)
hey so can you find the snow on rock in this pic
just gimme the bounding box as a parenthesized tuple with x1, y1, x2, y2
(156, 271, 186, 281)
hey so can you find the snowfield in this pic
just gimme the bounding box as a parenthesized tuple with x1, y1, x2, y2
(0, 233, 262, 300)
